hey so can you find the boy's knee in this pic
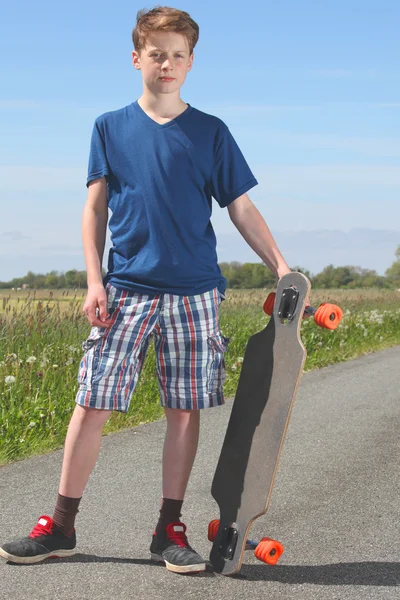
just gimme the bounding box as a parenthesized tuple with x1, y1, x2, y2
(165, 407, 200, 424)
(74, 404, 112, 424)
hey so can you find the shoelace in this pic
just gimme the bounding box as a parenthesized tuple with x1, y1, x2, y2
(167, 528, 189, 548)
(29, 519, 52, 539)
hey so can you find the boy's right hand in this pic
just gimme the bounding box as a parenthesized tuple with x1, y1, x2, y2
(82, 283, 113, 328)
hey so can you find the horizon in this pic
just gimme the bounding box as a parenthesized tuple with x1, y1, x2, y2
(1, 227, 398, 284)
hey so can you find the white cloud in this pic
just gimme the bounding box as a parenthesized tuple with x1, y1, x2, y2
(0, 166, 85, 192)
(368, 102, 400, 109)
(210, 164, 400, 233)
(244, 130, 400, 159)
(2, 231, 31, 240)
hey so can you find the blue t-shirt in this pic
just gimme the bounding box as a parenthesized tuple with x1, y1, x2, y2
(87, 100, 258, 296)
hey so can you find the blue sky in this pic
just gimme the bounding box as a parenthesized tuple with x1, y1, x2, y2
(1, 0, 399, 280)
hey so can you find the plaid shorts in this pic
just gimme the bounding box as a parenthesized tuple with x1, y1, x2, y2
(75, 283, 230, 412)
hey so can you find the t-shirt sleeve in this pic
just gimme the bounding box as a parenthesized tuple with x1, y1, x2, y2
(209, 122, 258, 208)
(86, 118, 109, 187)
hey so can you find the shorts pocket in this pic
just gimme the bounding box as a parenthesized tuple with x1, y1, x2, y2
(77, 328, 105, 390)
(206, 332, 230, 394)
(77, 285, 120, 389)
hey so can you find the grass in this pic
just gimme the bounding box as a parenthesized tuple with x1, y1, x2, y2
(1, 287, 399, 464)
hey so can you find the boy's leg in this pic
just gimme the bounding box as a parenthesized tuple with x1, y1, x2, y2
(52, 405, 112, 533)
(161, 407, 200, 501)
(0, 285, 159, 564)
(0, 405, 111, 564)
(154, 408, 200, 535)
(150, 288, 229, 573)
(58, 404, 112, 499)
(151, 408, 204, 574)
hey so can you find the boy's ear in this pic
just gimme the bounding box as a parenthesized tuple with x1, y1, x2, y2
(187, 52, 194, 72)
(132, 50, 141, 71)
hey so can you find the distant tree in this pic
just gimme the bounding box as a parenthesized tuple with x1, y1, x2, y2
(385, 245, 400, 286)
(291, 266, 313, 280)
(58, 273, 66, 288)
(75, 271, 87, 288)
(25, 271, 36, 286)
(35, 275, 47, 288)
(45, 271, 59, 289)
(311, 264, 389, 289)
(65, 269, 78, 288)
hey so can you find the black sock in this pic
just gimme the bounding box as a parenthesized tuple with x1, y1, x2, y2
(155, 498, 183, 536)
(52, 493, 81, 536)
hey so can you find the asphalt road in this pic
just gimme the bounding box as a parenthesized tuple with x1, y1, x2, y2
(0, 346, 399, 600)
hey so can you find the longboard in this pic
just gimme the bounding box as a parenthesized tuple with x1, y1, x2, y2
(209, 272, 342, 575)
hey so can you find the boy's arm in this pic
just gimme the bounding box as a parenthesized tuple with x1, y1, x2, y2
(81, 177, 112, 327)
(227, 193, 291, 280)
(82, 177, 108, 287)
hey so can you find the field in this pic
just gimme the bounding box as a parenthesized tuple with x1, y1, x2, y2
(1, 287, 400, 464)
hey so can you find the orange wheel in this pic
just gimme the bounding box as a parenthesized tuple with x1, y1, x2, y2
(314, 303, 343, 330)
(254, 537, 284, 565)
(208, 519, 220, 542)
(263, 292, 276, 316)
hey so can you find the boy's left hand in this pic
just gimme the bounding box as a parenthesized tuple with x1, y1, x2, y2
(278, 269, 312, 319)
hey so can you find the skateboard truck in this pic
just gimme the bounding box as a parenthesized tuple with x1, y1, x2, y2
(208, 520, 285, 565)
(277, 287, 299, 321)
(218, 524, 238, 559)
(264, 290, 343, 330)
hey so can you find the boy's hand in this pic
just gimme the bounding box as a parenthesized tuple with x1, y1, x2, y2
(277, 268, 311, 319)
(82, 283, 113, 328)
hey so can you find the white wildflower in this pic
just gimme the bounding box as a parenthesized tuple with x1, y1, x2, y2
(26, 356, 37, 364)
(66, 345, 80, 354)
(5, 375, 16, 385)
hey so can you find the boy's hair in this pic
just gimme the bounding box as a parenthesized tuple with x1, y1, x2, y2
(132, 6, 199, 55)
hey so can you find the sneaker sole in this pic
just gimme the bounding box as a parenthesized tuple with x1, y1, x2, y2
(150, 552, 206, 574)
(0, 547, 76, 564)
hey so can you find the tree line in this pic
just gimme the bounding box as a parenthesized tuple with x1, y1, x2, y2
(1, 246, 400, 290)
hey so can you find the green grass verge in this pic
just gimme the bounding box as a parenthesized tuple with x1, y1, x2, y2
(0, 290, 399, 464)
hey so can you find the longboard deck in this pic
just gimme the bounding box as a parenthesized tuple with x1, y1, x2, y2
(210, 272, 311, 575)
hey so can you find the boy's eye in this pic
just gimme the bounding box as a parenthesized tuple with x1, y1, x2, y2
(150, 53, 184, 59)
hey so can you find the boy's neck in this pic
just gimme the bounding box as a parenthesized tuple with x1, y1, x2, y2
(137, 92, 188, 121)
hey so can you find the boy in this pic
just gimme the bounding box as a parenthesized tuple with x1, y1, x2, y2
(0, 6, 292, 574)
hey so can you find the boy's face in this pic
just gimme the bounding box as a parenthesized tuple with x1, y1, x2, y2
(132, 31, 194, 96)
